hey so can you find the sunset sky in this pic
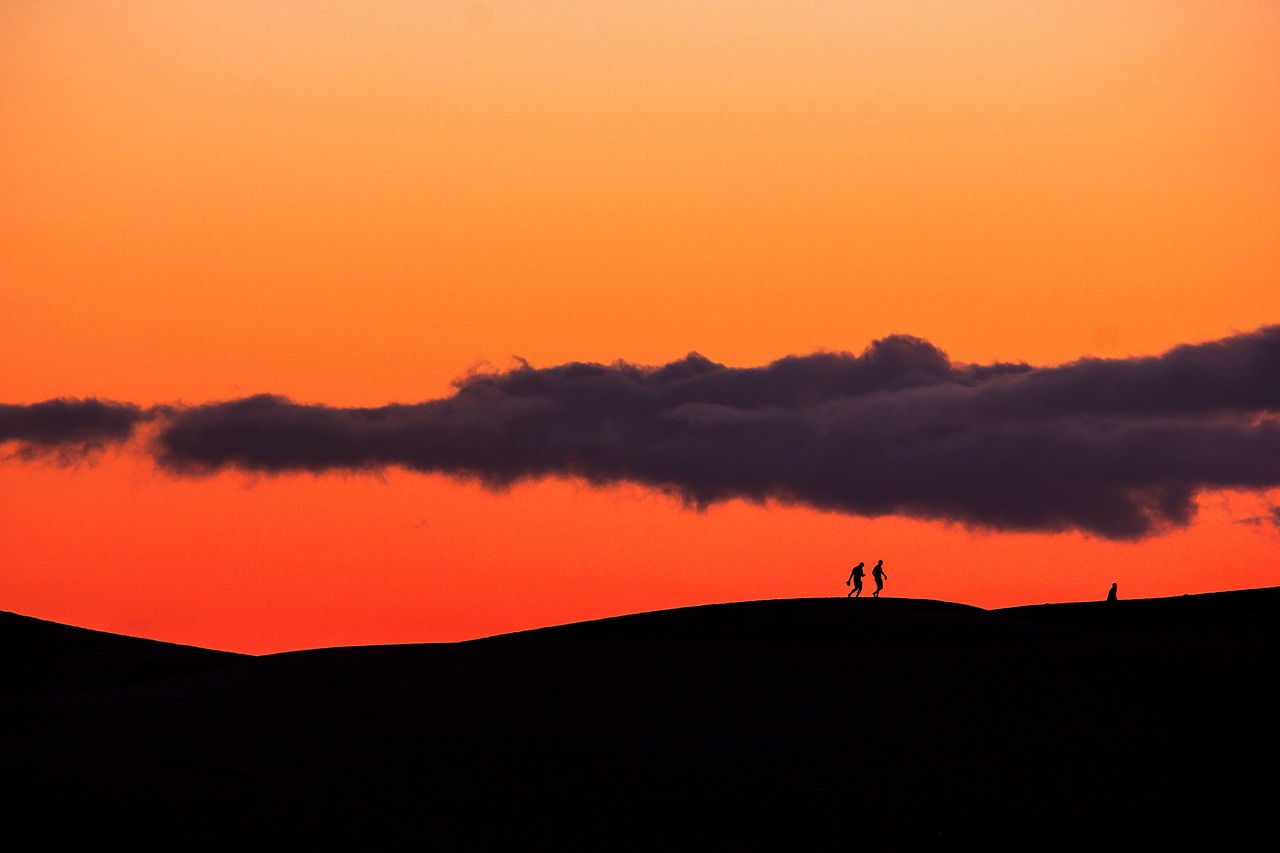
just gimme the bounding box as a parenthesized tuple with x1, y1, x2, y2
(3, 1, 1279, 654)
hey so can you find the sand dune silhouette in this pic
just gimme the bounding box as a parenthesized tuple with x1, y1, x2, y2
(3, 590, 1278, 849)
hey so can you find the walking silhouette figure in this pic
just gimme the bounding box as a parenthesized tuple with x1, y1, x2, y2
(846, 562, 865, 598)
(1107, 582, 1117, 602)
(872, 560, 887, 598)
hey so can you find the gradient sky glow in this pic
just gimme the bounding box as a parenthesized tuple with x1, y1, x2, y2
(3, 1, 1279, 653)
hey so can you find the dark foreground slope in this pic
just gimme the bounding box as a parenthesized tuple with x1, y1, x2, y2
(2, 591, 1279, 850)
(0, 610, 244, 699)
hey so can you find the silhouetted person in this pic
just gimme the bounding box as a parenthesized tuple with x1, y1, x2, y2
(846, 562, 865, 597)
(872, 560, 886, 597)
(1107, 582, 1117, 602)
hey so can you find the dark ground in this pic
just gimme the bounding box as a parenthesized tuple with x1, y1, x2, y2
(3, 589, 1279, 850)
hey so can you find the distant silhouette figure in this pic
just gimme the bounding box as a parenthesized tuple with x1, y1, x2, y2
(1107, 582, 1117, 602)
(872, 560, 887, 598)
(846, 562, 865, 597)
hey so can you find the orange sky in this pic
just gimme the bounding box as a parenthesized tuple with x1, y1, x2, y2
(3, 1, 1279, 653)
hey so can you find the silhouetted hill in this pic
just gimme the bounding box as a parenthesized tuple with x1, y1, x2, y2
(0, 610, 244, 699)
(2, 590, 1278, 850)
(490, 597, 1059, 645)
(1002, 584, 1280, 627)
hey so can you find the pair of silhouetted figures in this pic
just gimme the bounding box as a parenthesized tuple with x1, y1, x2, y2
(845, 560, 886, 598)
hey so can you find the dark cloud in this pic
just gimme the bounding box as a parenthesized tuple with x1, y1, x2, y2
(147, 325, 1280, 541)
(1236, 506, 1280, 531)
(0, 399, 151, 459)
